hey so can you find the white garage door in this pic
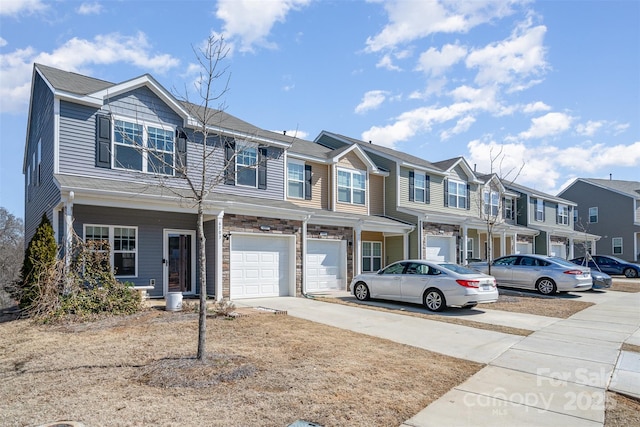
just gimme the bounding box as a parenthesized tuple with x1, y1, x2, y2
(306, 239, 345, 292)
(516, 243, 532, 254)
(550, 244, 566, 258)
(425, 236, 454, 262)
(230, 235, 293, 299)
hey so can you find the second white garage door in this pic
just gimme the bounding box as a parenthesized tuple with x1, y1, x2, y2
(425, 236, 455, 262)
(230, 234, 294, 299)
(306, 239, 346, 292)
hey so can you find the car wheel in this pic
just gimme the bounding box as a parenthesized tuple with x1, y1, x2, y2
(353, 282, 370, 301)
(624, 268, 638, 278)
(423, 288, 446, 312)
(536, 278, 557, 295)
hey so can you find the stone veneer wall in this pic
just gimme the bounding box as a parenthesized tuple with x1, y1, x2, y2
(307, 224, 354, 287)
(222, 214, 303, 298)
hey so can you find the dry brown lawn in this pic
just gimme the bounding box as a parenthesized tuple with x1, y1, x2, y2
(611, 279, 640, 293)
(0, 309, 482, 427)
(1, 288, 637, 427)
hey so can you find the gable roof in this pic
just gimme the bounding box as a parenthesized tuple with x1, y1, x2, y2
(288, 136, 384, 174)
(432, 157, 481, 183)
(316, 131, 444, 175)
(31, 63, 297, 149)
(572, 178, 640, 199)
(507, 181, 577, 206)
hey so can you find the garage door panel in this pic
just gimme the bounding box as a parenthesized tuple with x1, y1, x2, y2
(426, 236, 454, 262)
(306, 240, 345, 292)
(230, 235, 292, 299)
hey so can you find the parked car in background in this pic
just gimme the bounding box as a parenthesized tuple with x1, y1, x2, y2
(589, 269, 612, 289)
(469, 254, 592, 295)
(570, 255, 640, 278)
(350, 260, 498, 312)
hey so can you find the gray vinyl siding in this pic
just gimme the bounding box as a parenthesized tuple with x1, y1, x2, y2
(72, 205, 198, 297)
(25, 73, 60, 242)
(58, 87, 286, 200)
(561, 180, 640, 259)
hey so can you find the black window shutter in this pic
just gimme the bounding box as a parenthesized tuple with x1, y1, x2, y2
(425, 175, 430, 204)
(258, 147, 268, 190)
(304, 164, 312, 200)
(176, 130, 187, 176)
(224, 140, 235, 185)
(444, 178, 449, 207)
(408, 171, 415, 202)
(466, 184, 471, 210)
(96, 114, 111, 168)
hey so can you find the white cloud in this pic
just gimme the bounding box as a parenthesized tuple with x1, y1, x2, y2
(466, 18, 548, 91)
(440, 115, 476, 140)
(416, 43, 467, 76)
(0, 37, 7, 47)
(575, 120, 604, 137)
(0, 0, 47, 16)
(376, 54, 402, 71)
(365, 0, 522, 52)
(522, 101, 551, 113)
(518, 112, 573, 139)
(355, 90, 390, 114)
(467, 139, 640, 194)
(0, 33, 180, 114)
(216, 0, 311, 53)
(77, 2, 103, 15)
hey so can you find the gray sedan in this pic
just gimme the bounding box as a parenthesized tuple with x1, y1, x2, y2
(350, 260, 498, 312)
(470, 254, 592, 295)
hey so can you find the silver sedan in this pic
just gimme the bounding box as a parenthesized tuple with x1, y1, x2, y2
(470, 254, 592, 295)
(350, 260, 498, 312)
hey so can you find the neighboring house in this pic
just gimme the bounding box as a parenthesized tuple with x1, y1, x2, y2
(506, 181, 599, 259)
(314, 132, 538, 264)
(558, 178, 640, 261)
(23, 64, 413, 300)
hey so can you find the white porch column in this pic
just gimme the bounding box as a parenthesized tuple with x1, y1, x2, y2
(462, 225, 468, 264)
(568, 237, 574, 259)
(354, 223, 362, 275)
(64, 192, 74, 269)
(513, 232, 518, 254)
(403, 232, 409, 260)
(417, 219, 424, 259)
(500, 230, 506, 258)
(301, 215, 310, 295)
(215, 211, 224, 301)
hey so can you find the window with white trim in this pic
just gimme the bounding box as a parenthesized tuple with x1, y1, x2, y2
(589, 207, 598, 223)
(466, 238, 474, 261)
(84, 225, 138, 277)
(113, 118, 174, 175)
(535, 198, 545, 221)
(414, 172, 426, 203)
(287, 161, 305, 199)
(448, 179, 467, 209)
(557, 205, 569, 225)
(483, 190, 499, 217)
(362, 241, 382, 272)
(612, 237, 623, 255)
(236, 146, 258, 187)
(338, 169, 366, 205)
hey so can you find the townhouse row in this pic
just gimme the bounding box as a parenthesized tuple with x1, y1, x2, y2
(24, 64, 600, 300)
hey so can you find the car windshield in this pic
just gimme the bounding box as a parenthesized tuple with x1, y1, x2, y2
(549, 257, 579, 268)
(438, 263, 478, 274)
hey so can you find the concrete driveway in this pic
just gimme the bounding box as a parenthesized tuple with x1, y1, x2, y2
(236, 290, 640, 427)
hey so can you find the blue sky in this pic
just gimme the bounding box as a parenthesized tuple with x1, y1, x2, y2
(1, 0, 639, 218)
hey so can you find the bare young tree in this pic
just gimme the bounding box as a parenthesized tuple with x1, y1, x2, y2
(478, 146, 524, 274)
(0, 208, 24, 306)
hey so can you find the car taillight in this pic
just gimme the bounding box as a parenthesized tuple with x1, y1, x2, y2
(564, 270, 585, 275)
(456, 279, 480, 288)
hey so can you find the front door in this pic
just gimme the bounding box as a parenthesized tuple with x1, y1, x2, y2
(164, 230, 195, 294)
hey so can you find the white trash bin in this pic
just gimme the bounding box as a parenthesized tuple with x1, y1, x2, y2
(166, 292, 183, 311)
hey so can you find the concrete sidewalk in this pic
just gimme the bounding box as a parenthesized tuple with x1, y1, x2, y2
(236, 290, 640, 427)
